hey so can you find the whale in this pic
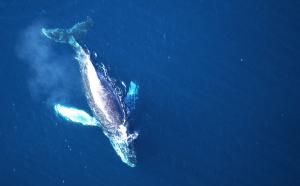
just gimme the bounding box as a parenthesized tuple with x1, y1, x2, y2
(41, 17, 139, 167)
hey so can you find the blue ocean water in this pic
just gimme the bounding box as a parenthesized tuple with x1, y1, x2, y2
(0, 0, 299, 185)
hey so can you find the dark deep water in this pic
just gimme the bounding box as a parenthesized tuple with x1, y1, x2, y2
(0, 0, 300, 185)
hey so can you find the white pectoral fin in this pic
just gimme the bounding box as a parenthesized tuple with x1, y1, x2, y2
(54, 104, 98, 127)
(124, 81, 139, 113)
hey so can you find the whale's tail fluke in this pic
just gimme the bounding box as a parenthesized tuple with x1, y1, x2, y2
(41, 16, 93, 44)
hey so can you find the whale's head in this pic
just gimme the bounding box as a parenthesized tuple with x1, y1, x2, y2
(108, 125, 138, 167)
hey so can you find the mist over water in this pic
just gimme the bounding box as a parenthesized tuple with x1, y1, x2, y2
(16, 23, 81, 105)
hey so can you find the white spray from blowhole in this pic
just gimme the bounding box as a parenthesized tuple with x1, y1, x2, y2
(16, 22, 82, 106)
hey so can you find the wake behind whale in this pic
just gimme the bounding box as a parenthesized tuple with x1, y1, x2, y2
(42, 17, 139, 167)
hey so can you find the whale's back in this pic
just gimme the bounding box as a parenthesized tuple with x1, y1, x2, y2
(79, 54, 126, 133)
